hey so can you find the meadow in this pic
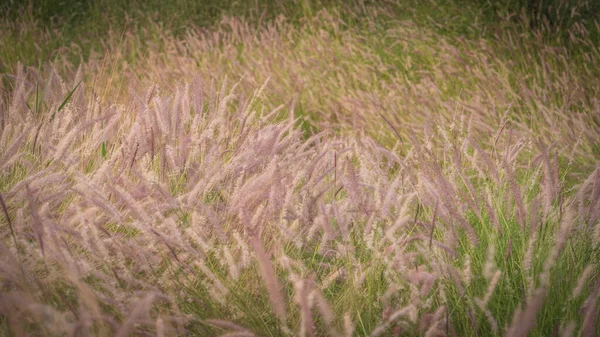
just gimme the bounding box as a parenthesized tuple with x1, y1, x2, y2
(0, 0, 599, 336)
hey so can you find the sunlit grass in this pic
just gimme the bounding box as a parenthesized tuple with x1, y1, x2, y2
(1, 0, 599, 336)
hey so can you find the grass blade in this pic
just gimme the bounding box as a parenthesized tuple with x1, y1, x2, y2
(51, 79, 81, 121)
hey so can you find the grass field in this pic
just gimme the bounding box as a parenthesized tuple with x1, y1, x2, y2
(1, 0, 599, 336)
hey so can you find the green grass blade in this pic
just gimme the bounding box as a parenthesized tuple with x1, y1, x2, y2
(51, 79, 82, 122)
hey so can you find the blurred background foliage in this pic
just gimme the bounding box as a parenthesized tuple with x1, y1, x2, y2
(1, 0, 598, 72)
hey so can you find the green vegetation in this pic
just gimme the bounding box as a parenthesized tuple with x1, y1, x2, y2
(1, 0, 599, 336)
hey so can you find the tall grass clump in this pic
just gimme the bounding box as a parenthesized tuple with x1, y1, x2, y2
(1, 0, 599, 336)
(70, 3, 598, 173)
